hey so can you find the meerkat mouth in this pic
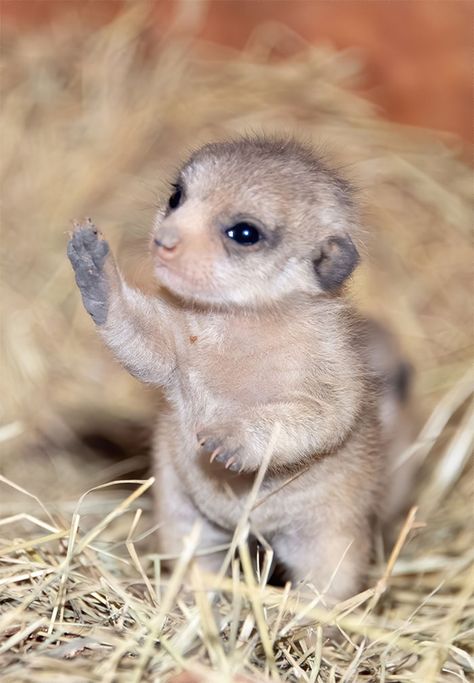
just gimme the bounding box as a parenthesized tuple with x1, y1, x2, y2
(153, 261, 219, 303)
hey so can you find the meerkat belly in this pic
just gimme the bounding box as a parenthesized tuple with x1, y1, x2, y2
(162, 315, 367, 531)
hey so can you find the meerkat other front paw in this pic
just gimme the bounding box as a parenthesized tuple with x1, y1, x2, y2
(67, 218, 111, 325)
(197, 424, 250, 473)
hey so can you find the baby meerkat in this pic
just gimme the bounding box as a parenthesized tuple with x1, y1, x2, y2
(68, 136, 412, 602)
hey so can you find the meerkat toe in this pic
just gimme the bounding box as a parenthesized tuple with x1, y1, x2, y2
(209, 447, 223, 463)
(91, 238, 110, 267)
(81, 226, 100, 246)
(68, 222, 109, 270)
(66, 239, 80, 266)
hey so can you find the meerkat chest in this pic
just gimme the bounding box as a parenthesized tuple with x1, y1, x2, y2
(174, 313, 309, 410)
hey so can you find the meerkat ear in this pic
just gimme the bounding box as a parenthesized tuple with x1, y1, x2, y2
(312, 235, 360, 292)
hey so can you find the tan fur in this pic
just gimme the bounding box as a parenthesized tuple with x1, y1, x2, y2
(68, 136, 413, 602)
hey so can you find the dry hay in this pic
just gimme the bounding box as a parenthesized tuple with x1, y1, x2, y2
(0, 4, 473, 682)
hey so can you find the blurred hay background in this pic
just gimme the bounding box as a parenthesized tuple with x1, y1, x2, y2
(0, 3, 473, 682)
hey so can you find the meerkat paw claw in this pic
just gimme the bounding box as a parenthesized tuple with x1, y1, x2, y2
(197, 427, 246, 473)
(214, 451, 241, 472)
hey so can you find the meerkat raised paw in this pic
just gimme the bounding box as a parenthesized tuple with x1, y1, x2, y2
(67, 219, 113, 325)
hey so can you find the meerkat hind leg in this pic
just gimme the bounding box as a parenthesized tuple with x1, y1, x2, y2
(155, 470, 232, 575)
(272, 524, 370, 605)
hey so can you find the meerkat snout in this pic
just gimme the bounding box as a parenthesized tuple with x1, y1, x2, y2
(152, 220, 181, 252)
(153, 238, 180, 260)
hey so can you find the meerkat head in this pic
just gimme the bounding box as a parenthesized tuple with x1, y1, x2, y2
(151, 136, 360, 308)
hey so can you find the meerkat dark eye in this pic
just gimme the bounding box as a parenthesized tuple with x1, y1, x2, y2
(225, 222, 261, 245)
(168, 185, 183, 210)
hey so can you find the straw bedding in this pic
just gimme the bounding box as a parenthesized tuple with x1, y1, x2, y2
(1, 5, 472, 682)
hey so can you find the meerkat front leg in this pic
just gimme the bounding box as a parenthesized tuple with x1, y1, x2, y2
(198, 398, 357, 473)
(67, 220, 176, 384)
(271, 518, 371, 603)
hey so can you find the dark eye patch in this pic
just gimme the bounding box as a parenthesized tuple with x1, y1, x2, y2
(168, 184, 183, 210)
(225, 222, 261, 246)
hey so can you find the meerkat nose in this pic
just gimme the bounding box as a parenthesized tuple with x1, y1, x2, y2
(153, 230, 182, 259)
(154, 238, 180, 260)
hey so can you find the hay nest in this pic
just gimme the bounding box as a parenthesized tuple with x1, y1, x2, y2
(1, 5, 472, 682)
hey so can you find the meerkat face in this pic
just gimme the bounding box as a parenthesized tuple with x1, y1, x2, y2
(151, 137, 360, 308)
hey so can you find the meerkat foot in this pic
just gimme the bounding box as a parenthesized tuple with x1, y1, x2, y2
(67, 219, 111, 325)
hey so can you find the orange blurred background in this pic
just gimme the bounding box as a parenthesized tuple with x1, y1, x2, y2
(2, 0, 472, 143)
